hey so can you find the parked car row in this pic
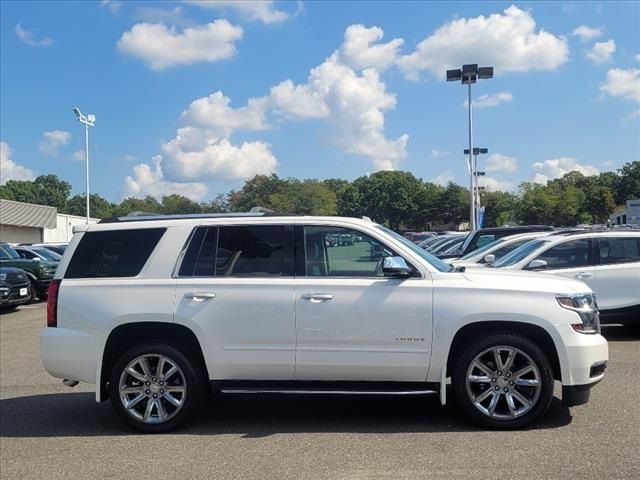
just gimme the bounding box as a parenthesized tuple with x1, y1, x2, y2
(0, 242, 67, 310)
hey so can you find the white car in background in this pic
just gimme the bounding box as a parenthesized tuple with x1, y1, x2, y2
(450, 232, 553, 268)
(490, 231, 640, 325)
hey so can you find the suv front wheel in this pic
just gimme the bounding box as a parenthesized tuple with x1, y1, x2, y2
(109, 343, 203, 433)
(452, 332, 554, 429)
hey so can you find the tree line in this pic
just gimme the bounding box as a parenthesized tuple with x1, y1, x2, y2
(1, 161, 637, 230)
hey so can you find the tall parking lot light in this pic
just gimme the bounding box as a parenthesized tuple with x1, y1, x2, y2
(447, 64, 493, 230)
(464, 147, 489, 227)
(72, 107, 96, 223)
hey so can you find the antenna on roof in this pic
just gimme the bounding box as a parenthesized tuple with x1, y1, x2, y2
(250, 206, 274, 213)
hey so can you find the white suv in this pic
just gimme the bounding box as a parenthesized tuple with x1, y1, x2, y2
(40, 214, 608, 432)
(490, 231, 640, 325)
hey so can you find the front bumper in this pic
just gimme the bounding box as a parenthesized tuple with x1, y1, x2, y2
(0, 281, 31, 306)
(563, 377, 604, 407)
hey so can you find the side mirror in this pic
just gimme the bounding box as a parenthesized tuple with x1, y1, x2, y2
(483, 254, 495, 264)
(382, 256, 413, 278)
(32, 257, 41, 262)
(526, 259, 547, 270)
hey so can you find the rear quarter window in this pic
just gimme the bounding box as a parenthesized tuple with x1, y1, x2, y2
(65, 228, 166, 278)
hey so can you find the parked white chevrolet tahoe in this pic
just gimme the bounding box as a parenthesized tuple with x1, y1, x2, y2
(40, 214, 608, 432)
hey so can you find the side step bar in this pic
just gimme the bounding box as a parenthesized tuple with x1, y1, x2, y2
(213, 380, 439, 396)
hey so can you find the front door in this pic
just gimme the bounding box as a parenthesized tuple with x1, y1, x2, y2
(174, 224, 295, 380)
(524, 238, 597, 289)
(294, 225, 432, 381)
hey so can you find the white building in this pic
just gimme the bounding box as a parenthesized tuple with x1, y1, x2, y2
(0, 199, 98, 244)
(609, 199, 640, 226)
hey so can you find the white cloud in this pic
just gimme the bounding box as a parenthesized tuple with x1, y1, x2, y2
(532, 157, 599, 184)
(135, 6, 191, 26)
(572, 25, 603, 42)
(123, 154, 138, 162)
(600, 68, 640, 103)
(268, 80, 330, 119)
(398, 6, 569, 80)
(14, 24, 53, 47)
(433, 170, 453, 186)
(339, 24, 404, 71)
(430, 149, 451, 158)
(122, 156, 208, 201)
(101, 0, 122, 15)
(485, 153, 518, 172)
(0, 142, 36, 184)
(586, 39, 615, 64)
(39, 130, 71, 156)
(117, 20, 243, 70)
(180, 91, 268, 136)
(464, 92, 513, 109)
(162, 128, 278, 181)
(636, 54, 640, 62)
(71, 150, 85, 162)
(601, 160, 615, 168)
(184, 1, 289, 24)
(478, 176, 515, 192)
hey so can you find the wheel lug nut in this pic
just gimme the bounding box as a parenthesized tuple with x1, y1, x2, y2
(145, 390, 150, 394)
(494, 386, 500, 391)
(152, 377, 157, 382)
(509, 381, 514, 386)
(504, 387, 509, 392)
(153, 394, 157, 398)
(160, 389, 164, 394)
(491, 378, 496, 382)
(145, 381, 150, 386)
(497, 371, 502, 376)
(506, 372, 511, 378)
(159, 381, 164, 386)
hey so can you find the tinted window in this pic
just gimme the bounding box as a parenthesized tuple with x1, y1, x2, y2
(216, 225, 285, 277)
(304, 226, 395, 277)
(528, 239, 590, 270)
(599, 237, 640, 265)
(492, 239, 552, 268)
(65, 228, 165, 278)
(0, 244, 20, 259)
(488, 239, 531, 261)
(178, 227, 207, 276)
(178, 227, 217, 277)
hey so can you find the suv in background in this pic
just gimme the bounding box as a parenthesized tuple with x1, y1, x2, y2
(491, 231, 640, 325)
(441, 225, 555, 260)
(41, 214, 607, 432)
(0, 242, 57, 299)
(0, 266, 31, 311)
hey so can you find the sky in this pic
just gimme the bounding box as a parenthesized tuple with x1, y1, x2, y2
(1, 0, 639, 203)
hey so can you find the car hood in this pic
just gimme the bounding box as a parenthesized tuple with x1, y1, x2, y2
(460, 267, 592, 295)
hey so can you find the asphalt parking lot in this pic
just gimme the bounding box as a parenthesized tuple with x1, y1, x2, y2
(1, 303, 639, 480)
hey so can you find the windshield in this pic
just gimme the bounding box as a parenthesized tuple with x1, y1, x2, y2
(375, 225, 453, 272)
(492, 238, 551, 268)
(460, 238, 505, 260)
(32, 247, 61, 261)
(0, 244, 20, 259)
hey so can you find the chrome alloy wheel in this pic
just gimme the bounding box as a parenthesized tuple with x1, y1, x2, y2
(465, 346, 542, 420)
(118, 354, 187, 424)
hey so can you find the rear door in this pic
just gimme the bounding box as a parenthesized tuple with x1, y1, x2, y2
(593, 237, 640, 311)
(523, 238, 597, 289)
(174, 224, 296, 380)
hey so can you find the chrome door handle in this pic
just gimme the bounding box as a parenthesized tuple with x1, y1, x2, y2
(575, 272, 592, 279)
(301, 293, 334, 302)
(185, 292, 216, 300)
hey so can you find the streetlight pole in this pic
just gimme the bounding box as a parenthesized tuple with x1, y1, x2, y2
(447, 64, 493, 231)
(464, 147, 488, 227)
(72, 107, 96, 223)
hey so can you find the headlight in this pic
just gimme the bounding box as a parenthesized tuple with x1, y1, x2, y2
(556, 293, 600, 334)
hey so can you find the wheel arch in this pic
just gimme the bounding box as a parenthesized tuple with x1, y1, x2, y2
(445, 321, 562, 382)
(98, 322, 210, 402)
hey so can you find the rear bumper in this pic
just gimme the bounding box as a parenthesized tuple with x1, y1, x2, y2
(40, 327, 105, 384)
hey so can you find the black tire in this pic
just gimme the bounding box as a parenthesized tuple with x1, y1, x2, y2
(109, 342, 205, 433)
(452, 331, 554, 430)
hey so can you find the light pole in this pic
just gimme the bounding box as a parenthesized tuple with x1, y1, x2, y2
(72, 107, 96, 223)
(464, 147, 488, 227)
(447, 64, 493, 230)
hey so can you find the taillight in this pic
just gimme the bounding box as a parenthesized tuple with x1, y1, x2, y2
(47, 279, 61, 328)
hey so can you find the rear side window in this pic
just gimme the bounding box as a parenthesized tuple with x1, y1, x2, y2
(179, 225, 289, 277)
(527, 239, 591, 270)
(65, 228, 165, 278)
(599, 238, 640, 265)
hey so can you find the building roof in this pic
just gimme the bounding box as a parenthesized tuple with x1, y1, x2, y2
(0, 199, 57, 229)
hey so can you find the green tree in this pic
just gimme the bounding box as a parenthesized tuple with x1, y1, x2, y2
(481, 191, 518, 227)
(112, 196, 163, 217)
(615, 161, 640, 205)
(0, 174, 70, 210)
(229, 174, 286, 212)
(517, 183, 556, 225)
(161, 194, 202, 214)
(64, 194, 115, 219)
(269, 180, 337, 215)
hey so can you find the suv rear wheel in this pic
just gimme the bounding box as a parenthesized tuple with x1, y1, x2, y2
(452, 332, 554, 429)
(109, 343, 203, 433)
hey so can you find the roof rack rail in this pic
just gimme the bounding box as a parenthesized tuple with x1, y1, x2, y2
(98, 211, 292, 224)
